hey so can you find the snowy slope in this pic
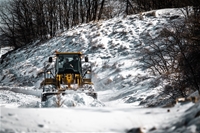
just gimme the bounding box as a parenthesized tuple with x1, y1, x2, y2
(0, 8, 200, 133)
(0, 8, 185, 106)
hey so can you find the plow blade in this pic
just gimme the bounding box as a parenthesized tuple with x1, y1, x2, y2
(41, 92, 63, 102)
(41, 91, 97, 102)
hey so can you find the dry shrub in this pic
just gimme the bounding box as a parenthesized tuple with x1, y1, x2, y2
(102, 61, 110, 69)
(97, 44, 105, 49)
(141, 12, 200, 99)
(139, 12, 144, 20)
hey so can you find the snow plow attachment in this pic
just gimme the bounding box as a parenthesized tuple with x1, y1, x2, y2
(40, 51, 97, 102)
(41, 91, 97, 102)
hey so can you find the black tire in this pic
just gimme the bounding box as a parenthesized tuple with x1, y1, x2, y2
(41, 94, 47, 102)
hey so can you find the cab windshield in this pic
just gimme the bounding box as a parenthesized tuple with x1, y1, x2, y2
(56, 54, 81, 74)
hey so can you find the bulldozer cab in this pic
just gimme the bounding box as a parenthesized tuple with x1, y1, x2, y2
(42, 51, 92, 87)
(56, 54, 82, 75)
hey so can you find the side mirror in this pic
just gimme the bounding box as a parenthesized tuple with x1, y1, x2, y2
(48, 57, 53, 63)
(85, 56, 88, 62)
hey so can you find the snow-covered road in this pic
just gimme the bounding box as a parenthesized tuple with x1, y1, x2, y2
(1, 99, 196, 133)
(0, 86, 199, 133)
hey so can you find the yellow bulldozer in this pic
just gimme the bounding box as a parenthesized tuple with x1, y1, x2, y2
(40, 51, 97, 102)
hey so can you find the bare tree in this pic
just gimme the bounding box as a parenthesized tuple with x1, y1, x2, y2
(125, 0, 134, 15)
(98, 0, 105, 20)
(141, 14, 200, 97)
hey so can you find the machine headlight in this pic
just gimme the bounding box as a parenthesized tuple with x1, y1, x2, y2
(87, 70, 91, 74)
